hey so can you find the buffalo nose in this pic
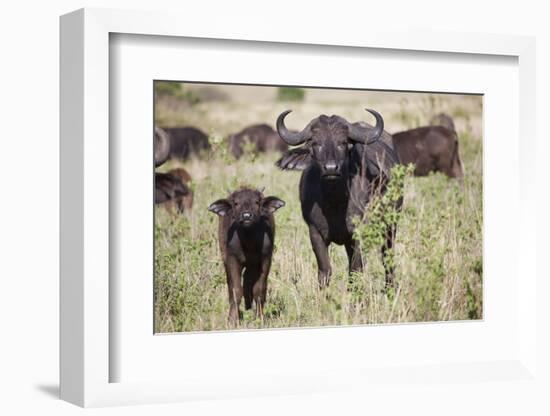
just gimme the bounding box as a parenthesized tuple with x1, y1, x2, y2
(324, 162, 339, 173)
(242, 212, 252, 220)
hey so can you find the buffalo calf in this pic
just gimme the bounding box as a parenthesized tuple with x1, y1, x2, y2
(208, 188, 285, 324)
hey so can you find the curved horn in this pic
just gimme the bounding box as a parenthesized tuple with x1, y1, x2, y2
(276, 110, 311, 146)
(154, 127, 171, 167)
(348, 109, 384, 144)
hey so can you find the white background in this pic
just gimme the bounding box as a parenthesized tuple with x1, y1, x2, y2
(1, 0, 548, 415)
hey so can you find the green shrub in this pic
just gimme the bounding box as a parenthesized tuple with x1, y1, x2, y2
(352, 164, 414, 252)
(277, 87, 305, 102)
(155, 81, 184, 97)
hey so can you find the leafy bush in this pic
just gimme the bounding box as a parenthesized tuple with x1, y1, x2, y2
(277, 86, 305, 102)
(353, 164, 413, 252)
(155, 81, 184, 97)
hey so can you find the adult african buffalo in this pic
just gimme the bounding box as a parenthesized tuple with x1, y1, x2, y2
(163, 126, 210, 160)
(392, 114, 463, 178)
(228, 123, 288, 159)
(276, 109, 401, 289)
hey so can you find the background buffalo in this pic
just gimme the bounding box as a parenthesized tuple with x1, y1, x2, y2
(228, 123, 288, 159)
(392, 113, 464, 178)
(155, 168, 193, 213)
(154, 127, 194, 213)
(163, 126, 210, 160)
(155, 171, 190, 210)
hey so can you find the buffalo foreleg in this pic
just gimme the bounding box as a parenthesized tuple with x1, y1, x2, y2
(345, 239, 363, 275)
(243, 268, 253, 311)
(309, 225, 332, 288)
(225, 255, 244, 325)
(253, 257, 271, 320)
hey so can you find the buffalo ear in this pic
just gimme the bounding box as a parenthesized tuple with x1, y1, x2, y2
(262, 196, 285, 214)
(208, 199, 231, 216)
(275, 147, 311, 171)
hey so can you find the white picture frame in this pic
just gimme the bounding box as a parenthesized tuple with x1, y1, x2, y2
(60, 7, 538, 408)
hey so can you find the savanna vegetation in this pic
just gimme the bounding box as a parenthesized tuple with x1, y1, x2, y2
(154, 84, 483, 332)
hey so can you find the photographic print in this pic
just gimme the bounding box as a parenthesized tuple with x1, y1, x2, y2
(154, 82, 482, 333)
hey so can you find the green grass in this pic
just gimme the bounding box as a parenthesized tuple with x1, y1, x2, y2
(154, 139, 482, 332)
(154, 88, 483, 332)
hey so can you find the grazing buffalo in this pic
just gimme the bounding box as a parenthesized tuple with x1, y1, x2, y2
(155, 168, 194, 213)
(155, 171, 190, 211)
(208, 187, 285, 323)
(430, 112, 456, 132)
(276, 109, 400, 289)
(163, 127, 210, 160)
(392, 117, 463, 178)
(166, 168, 193, 213)
(228, 123, 288, 159)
